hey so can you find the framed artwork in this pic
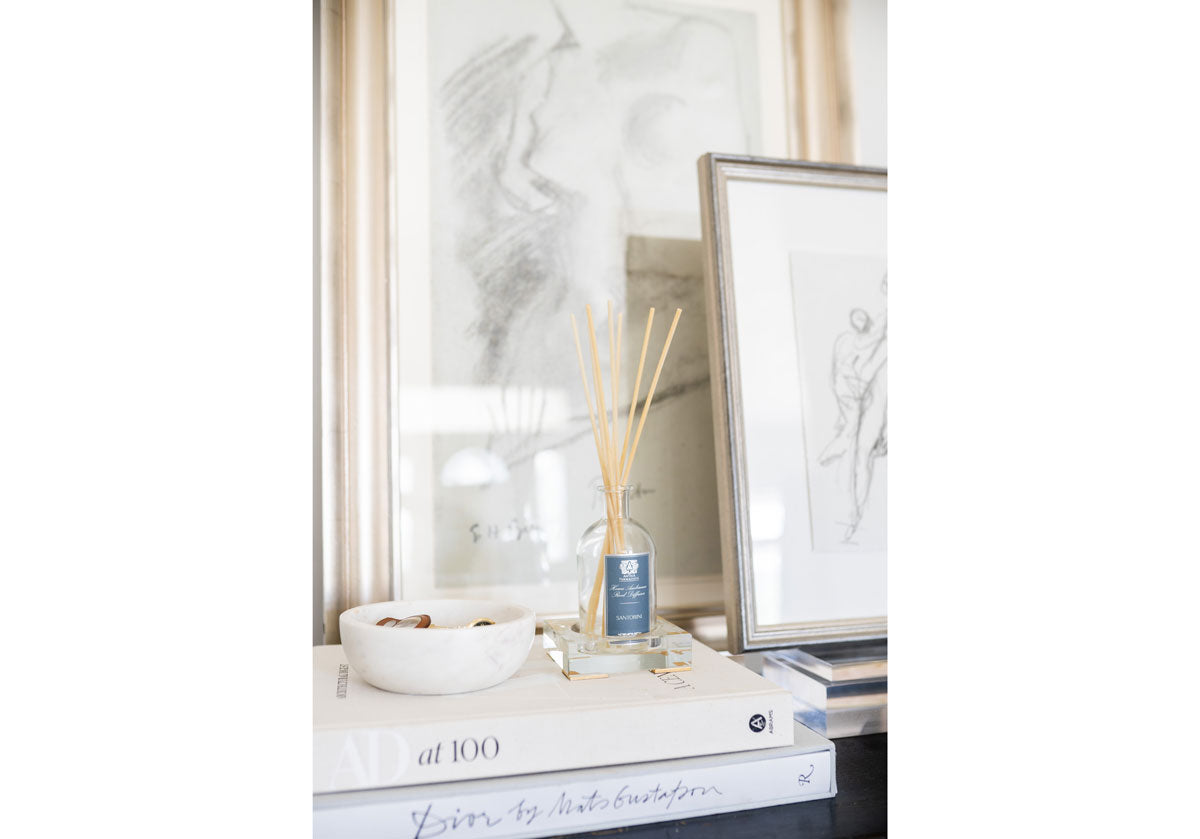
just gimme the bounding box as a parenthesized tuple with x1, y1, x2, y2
(389, 1, 795, 619)
(697, 153, 886, 651)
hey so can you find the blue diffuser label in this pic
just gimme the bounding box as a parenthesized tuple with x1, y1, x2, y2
(604, 552, 650, 636)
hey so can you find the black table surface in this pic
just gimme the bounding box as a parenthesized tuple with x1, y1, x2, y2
(569, 734, 887, 839)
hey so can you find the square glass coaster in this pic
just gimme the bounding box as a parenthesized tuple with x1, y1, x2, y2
(542, 617, 693, 679)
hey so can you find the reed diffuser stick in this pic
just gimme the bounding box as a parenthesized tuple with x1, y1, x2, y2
(609, 305, 626, 558)
(585, 306, 620, 633)
(611, 308, 622, 463)
(568, 314, 609, 484)
(585, 305, 613, 472)
(572, 313, 620, 634)
(619, 308, 655, 480)
(621, 308, 683, 485)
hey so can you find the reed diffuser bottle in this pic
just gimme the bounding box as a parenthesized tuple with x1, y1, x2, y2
(568, 302, 682, 643)
(576, 485, 656, 639)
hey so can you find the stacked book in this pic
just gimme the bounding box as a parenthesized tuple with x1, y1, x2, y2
(761, 640, 888, 739)
(314, 641, 836, 838)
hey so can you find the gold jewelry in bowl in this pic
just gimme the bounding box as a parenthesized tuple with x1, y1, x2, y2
(377, 614, 494, 629)
(376, 614, 432, 629)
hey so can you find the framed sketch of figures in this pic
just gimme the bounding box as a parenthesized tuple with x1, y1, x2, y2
(697, 153, 887, 651)
(390, 2, 794, 619)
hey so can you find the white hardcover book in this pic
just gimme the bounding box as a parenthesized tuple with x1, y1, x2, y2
(314, 721, 835, 839)
(314, 642, 793, 793)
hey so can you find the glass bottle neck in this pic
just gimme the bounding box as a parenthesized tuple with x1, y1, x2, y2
(600, 486, 631, 519)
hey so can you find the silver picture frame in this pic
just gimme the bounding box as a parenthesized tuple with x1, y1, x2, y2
(698, 153, 887, 652)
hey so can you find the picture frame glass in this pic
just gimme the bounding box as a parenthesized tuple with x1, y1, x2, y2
(727, 176, 886, 629)
(392, 1, 792, 617)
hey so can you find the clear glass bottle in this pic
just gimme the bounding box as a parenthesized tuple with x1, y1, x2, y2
(576, 485, 656, 642)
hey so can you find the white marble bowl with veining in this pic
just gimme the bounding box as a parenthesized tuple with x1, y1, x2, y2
(338, 599, 536, 695)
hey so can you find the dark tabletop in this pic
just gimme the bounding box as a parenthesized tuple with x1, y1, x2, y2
(568, 734, 887, 839)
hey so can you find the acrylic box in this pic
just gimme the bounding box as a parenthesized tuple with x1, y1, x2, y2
(542, 617, 692, 679)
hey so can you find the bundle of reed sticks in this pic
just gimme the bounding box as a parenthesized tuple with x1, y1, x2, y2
(570, 302, 682, 636)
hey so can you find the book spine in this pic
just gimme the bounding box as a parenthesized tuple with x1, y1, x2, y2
(314, 748, 834, 839)
(314, 690, 793, 793)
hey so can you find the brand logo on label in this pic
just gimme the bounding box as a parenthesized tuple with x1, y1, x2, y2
(749, 713, 766, 733)
(619, 558, 639, 575)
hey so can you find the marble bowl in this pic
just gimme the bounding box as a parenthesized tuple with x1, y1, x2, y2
(338, 599, 536, 695)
